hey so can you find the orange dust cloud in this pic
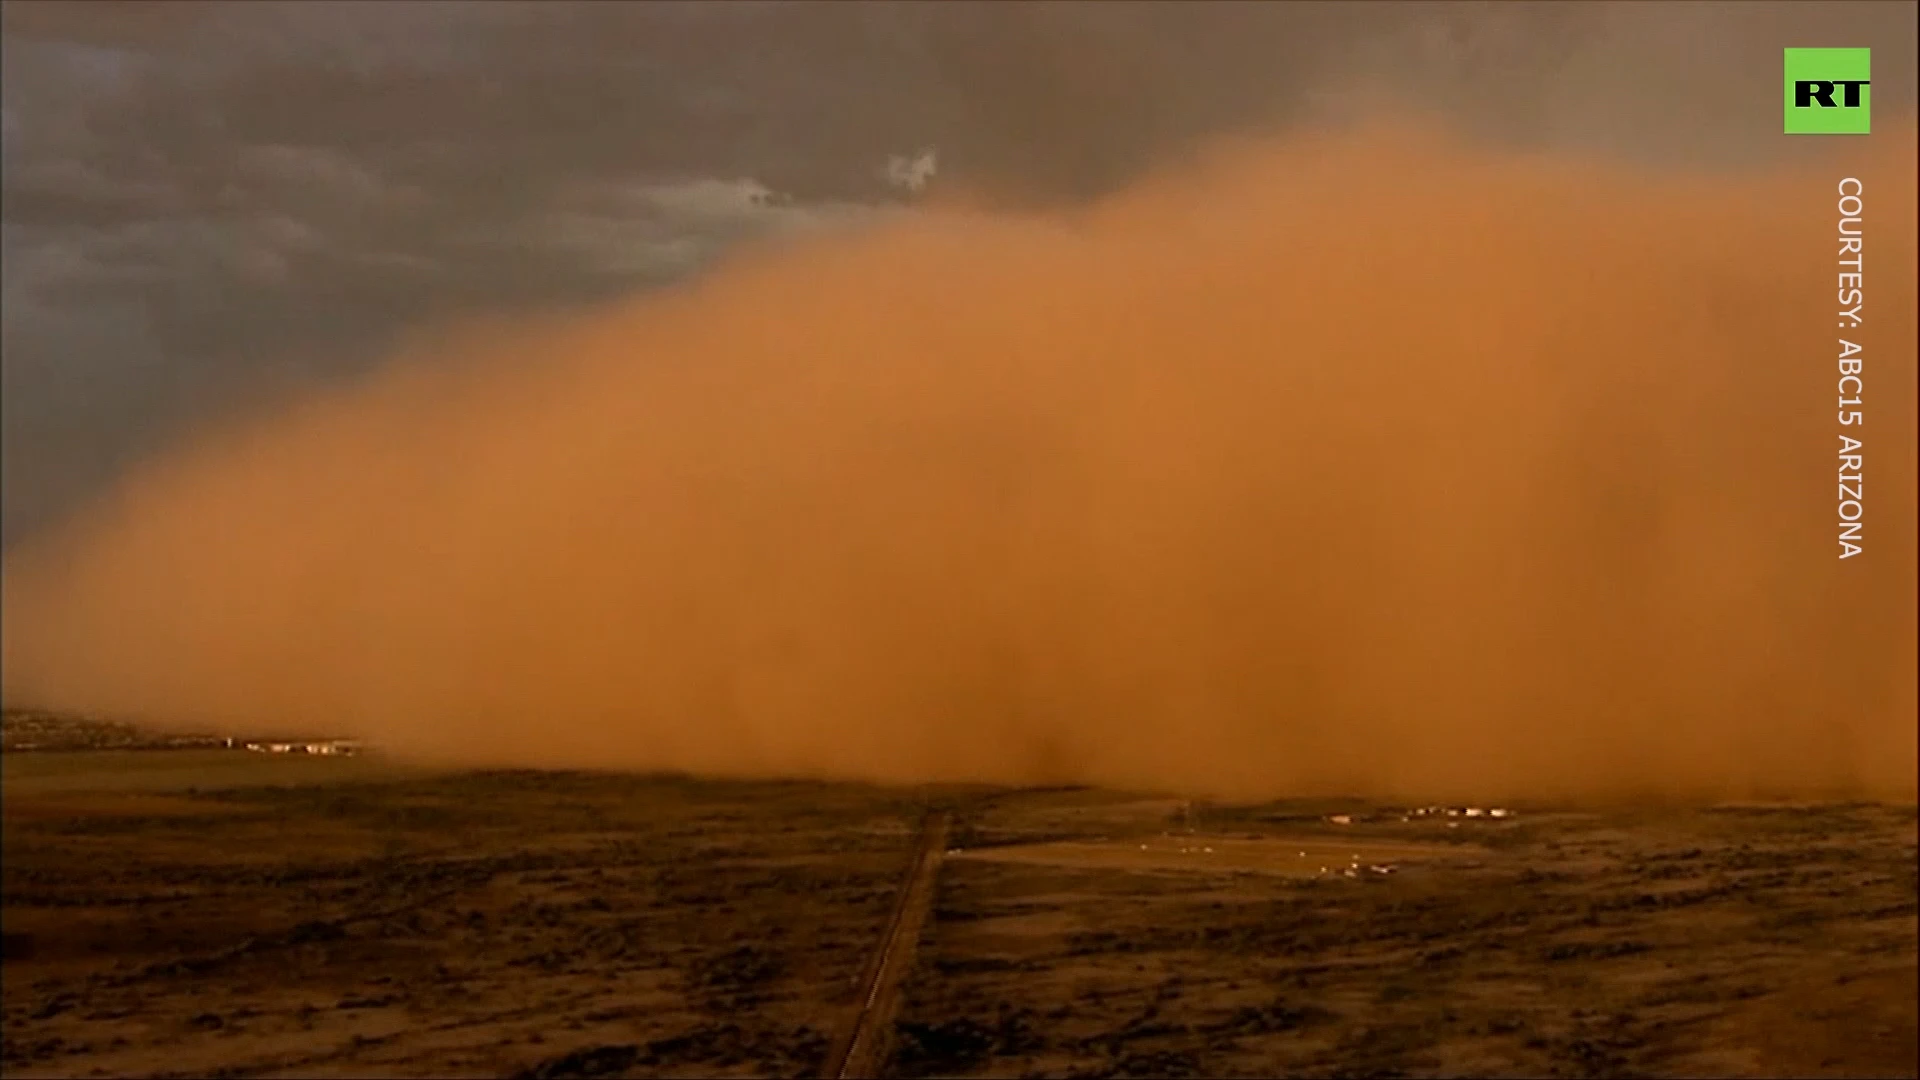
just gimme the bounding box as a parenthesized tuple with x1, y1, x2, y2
(4, 120, 1915, 803)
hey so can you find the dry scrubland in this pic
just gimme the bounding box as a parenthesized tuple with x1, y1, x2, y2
(1, 751, 1915, 1079)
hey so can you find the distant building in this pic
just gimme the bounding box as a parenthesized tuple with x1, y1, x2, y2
(243, 739, 361, 756)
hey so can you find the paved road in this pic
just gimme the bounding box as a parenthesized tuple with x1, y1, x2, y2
(820, 810, 953, 1080)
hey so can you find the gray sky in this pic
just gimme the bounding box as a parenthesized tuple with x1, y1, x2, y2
(3, 0, 1915, 547)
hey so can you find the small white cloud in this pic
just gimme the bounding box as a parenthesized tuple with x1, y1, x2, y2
(884, 148, 938, 194)
(528, 176, 907, 280)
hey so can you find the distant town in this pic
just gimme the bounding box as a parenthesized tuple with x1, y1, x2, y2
(242, 739, 362, 756)
(1, 709, 360, 755)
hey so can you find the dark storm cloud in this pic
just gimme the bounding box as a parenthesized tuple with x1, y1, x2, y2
(2, 0, 1916, 544)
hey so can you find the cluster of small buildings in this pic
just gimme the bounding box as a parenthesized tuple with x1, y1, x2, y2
(1406, 805, 1512, 820)
(1324, 806, 1515, 826)
(243, 739, 362, 757)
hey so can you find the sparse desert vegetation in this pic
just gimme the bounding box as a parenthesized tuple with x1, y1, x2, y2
(2, 751, 1913, 1078)
(3, 7, 1915, 1080)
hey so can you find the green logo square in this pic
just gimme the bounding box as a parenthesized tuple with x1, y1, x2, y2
(1785, 48, 1871, 134)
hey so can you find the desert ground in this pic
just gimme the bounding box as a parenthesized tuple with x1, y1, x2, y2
(1, 741, 1914, 1079)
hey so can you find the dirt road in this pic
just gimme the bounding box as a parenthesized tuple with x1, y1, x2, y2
(3, 765, 1913, 1078)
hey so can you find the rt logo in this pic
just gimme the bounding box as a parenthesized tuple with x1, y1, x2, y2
(1785, 48, 1870, 134)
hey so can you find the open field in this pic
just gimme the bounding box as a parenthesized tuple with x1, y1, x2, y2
(2, 754, 1914, 1079)
(1, 750, 414, 798)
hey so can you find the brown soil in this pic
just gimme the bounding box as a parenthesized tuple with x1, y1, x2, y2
(1, 765, 1913, 1079)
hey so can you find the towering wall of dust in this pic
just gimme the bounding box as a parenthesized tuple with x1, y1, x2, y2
(4, 124, 1915, 802)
